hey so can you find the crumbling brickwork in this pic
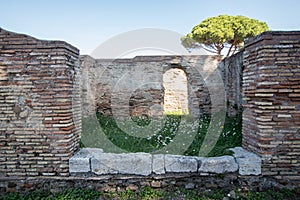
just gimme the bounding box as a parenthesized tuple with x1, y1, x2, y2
(242, 31, 300, 186)
(0, 28, 81, 177)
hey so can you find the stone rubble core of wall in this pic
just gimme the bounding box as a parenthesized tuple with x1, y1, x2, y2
(69, 147, 261, 176)
(0, 173, 284, 194)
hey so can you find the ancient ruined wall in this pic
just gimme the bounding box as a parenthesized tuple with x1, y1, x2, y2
(242, 31, 300, 186)
(80, 56, 164, 118)
(0, 28, 81, 177)
(218, 51, 243, 116)
(0, 172, 275, 194)
(80, 55, 97, 117)
(81, 55, 224, 119)
(1, 27, 300, 193)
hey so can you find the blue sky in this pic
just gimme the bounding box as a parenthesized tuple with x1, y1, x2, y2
(1, 0, 299, 54)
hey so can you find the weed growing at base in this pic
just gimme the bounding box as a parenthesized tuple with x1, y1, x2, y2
(2, 187, 298, 200)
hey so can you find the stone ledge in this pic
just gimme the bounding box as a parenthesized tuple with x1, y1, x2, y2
(69, 148, 103, 173)
(69, 147, 261, 176)
(91, 152, 152, 176)
(230, 147, 261, 175)
(199, 156, 238, 174)
(164, 155, 198, 173)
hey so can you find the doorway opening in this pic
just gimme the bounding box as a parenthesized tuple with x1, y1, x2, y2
(163, 68, 189, 115)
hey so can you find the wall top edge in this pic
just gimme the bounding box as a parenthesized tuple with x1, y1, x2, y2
(0, 27, 79, 54)
(244, 30, 300, 48)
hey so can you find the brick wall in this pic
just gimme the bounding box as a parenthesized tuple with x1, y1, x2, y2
(0, 28, 81, 177)
(1, 27, 299, 190)
(218, 51, 243, 116)
(242, 31, 300, 185)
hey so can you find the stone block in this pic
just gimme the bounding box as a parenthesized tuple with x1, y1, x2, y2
(152, 154, 165, 174)
(165, 155, 198, 173)
(69, 148, 102, 173)
(199, 156, 238, 174)
(91, 152, 152, 176)
(230, 147, 261, 175)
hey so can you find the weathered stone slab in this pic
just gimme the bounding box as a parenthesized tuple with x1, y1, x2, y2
(69, 148, 102, 173)
(199, 156, 238, 174)
(165, 154, 198, 173)
(152, 154, 165, 174)
(70, 148, 260, 176)
(230, 147, 261, 175)
(91, 152, 152, 176)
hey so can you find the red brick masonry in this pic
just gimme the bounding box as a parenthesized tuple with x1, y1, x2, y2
(243, 31, 300, 187)
(0, 28, 81, 177)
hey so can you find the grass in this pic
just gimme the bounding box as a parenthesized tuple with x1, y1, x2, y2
(96, 113, 181, 153)
(1, 188, 100, 200)
(185, 111, 242, 157)
(2, 187, 298, 200)
(81, 111, 242, 157)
